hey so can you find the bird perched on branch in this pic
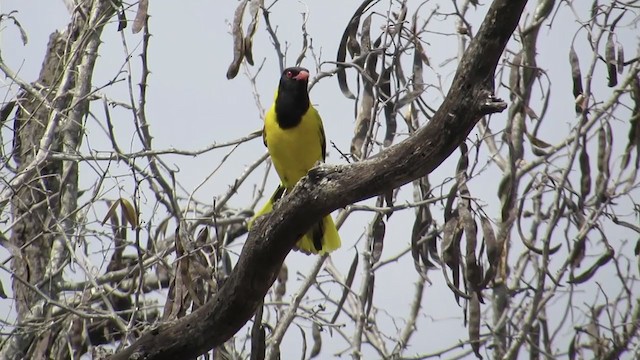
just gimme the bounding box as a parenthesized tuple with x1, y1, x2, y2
(250, 67, 341, 255)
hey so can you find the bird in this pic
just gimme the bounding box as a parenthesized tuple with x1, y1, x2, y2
(249, 67, 341, 255)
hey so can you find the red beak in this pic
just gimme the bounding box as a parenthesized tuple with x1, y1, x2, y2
(294, 70, 309, 81)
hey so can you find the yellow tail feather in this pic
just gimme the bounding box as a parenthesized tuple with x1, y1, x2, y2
(249, 186, 341, 255)
(294, 215, 341, 255)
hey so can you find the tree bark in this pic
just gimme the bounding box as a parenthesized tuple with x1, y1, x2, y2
(109, 0, 528, 359)
(10, 29, 69, 322)
(3, 2, 117, 359)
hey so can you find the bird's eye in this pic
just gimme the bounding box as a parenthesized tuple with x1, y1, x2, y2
(285, 71, 293, 78)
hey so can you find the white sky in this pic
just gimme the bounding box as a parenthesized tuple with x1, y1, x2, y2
(1, 1, 638, 359)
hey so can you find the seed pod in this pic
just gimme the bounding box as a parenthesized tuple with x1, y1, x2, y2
(605, 34, 617, 87)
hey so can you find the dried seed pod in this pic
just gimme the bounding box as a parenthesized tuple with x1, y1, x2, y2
(605, 34, 617, 87)
(331, 251, 358, 324)
(617, 43, 625, 74)
(569, 245, 614, 284)
(509, 52, 522, 101)
(468, 292, 482, 359)
(569, 46, 583, 98)
(132, 0, 148, 34)
(310, 323, 322, 358)
(579, 137, 592, 203)
(370, 212, 385, 265)
(226, 0, 248, 79)
(243, 0, 262, 66)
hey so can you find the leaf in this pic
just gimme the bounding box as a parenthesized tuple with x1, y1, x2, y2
(119, 198, 138, 229)
(331, 251, 358, 324)
(605, 33, 617, 87)
(227, 0, 248, 80)
(132, 0, 148, 34)
(101, 200, 120, 226)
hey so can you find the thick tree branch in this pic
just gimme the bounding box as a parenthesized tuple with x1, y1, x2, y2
(109, 0, 527, 359)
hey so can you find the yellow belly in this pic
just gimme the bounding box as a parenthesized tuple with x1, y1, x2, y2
(264, 105, 324, 189)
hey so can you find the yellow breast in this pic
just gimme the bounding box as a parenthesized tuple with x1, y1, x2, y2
(264, 105, 324, 189)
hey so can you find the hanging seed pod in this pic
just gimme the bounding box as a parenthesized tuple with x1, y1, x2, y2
(569, 47, 583, 98)
(243, 0, 262, 66)
(226, 0, 248, 79)
(617, 43, 624, 74)
(579, 136, 592, 204)
(605, 33, 617, 87)
(331, 251, 358, 324)
(468, 292, 482, 359)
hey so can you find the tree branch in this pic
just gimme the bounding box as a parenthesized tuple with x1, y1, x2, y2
(108, 0, 526, 359)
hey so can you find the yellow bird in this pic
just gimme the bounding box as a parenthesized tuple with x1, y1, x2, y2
(250, 67, 341, 254)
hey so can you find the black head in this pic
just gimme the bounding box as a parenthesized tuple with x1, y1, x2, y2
(279, 67, 310, 90)
(275, 67, 311, 128)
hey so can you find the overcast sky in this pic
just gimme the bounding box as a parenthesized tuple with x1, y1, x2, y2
(1, 1, 638, 358)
